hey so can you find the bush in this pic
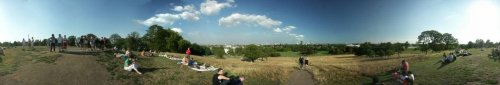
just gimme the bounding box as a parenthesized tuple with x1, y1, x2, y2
(212, 46, 225, 59)
(355, 42, 396, 57)
(243, 44, 265, 62)
(268, 52, 281, 57)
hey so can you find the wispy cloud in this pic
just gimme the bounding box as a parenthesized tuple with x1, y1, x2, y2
(219, 13, 282, 28)
(219, 13, 304, 41)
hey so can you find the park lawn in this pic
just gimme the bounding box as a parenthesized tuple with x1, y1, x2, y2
(368, 48, 500, 85)
(0, 46, 60, 76)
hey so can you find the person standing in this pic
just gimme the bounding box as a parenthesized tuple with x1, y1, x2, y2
(22, 38, 25, 49)
(62, 35, 67, 51)
(57, 34, 63, 52)
(49, 34, 57, 52)
(186, 48, 191, 58)
(31, 37, 34, 48)
(27, 37, 31, 49)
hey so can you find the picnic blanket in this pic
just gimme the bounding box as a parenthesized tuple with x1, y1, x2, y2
(162, 54, 218, 72)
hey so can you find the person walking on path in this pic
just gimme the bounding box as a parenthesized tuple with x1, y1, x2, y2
(299, 56, 304, 70)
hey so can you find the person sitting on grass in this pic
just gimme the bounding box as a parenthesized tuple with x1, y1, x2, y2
(124, 57, 142, 75)
(213, 68, 230, 85)
(140, 50, 145, 57)
(115, 53, 128, 61)
(401, 60, 409, 74)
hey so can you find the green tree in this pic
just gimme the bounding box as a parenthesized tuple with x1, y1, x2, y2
(476, 39, 485, 48)
(441, 33, 458, 50)
(165, 28, 183, 52)
(143, 25, 170, 52)
(417, 30, 442, 54)
(404, 41, 410, 49)
(394, 42, 405, 57)
(109, 33, 122, 45)
(243, 44, 265, 62)
(212, 46, 225, 59)
(125, 31, 141, 50)
(177, 39, 192, 53)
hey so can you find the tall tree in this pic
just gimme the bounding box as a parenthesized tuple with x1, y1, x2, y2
(441, 33, 458, 50)
(417, 30, 442, 54)
(125, 31, 142, 51)
(404, 41, 410, 49)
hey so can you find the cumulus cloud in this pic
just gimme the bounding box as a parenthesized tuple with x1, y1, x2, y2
(141, 5, 201, 26)
(141, 13, 181, 26)
(219, 13, 282, 28)
(171, 27, 183, 33)
(219, 13, 305, 41)
(200, 0, 234, 15)
(173, 5, 197, 12)
(179, 11, 200, 21)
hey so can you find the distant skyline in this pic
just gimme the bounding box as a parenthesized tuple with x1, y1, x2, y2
(1, 0, 499, 44)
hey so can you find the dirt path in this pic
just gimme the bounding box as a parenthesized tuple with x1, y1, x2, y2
(0, 50, 120, 85)
(288, 70, 317, 85)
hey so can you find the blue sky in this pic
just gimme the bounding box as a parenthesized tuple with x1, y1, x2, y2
(1, 0, 500, 44)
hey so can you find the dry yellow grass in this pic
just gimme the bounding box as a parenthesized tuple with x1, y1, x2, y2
(163, 52, 442, 85)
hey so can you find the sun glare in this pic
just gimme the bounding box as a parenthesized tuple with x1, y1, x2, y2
(458, 0, 500, 43)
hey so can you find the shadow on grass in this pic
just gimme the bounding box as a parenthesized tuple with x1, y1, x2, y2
(62, 51, 101, 56)
(437, 60, 455, 69)
(139, 67, 168, 74)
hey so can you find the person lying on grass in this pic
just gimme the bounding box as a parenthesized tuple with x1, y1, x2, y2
(213, 68, 230, 85)
(124, 57, 142, 75)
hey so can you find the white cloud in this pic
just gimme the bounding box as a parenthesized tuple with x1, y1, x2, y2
(219, 13, 282, 28)
(179, 11, 200, 21)
(200, 0, 234, 15)
(171, 27, 183, 33)
(295, 34, 304, 40)
(141, 5, 201, 26)
(141, 13, 181, 26)
(288, 33, 304, 40)
(282, 25, 296, 33)
(173, 5, 197, 12)
(273, 28, 283, 32)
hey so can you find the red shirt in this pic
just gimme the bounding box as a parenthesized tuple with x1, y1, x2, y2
(402, 62, 409, 72)
(186, 48, 191, 55)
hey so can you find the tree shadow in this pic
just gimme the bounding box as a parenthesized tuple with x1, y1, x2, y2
(62, 50, 102, 56)
(139, 67, 168, 73)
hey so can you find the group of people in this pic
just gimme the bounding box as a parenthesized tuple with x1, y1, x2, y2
(441, 53, 457, 64)
(392, 60, 415, 85)
(76, 36, 108, 51)
(212, 68, 245, 85)
(48, 34, 68, 52)
(115, 48, 142, 75)
(140, 50, 155, 57)
(22, 36, 35, 49)
(298, 55, 309, 69)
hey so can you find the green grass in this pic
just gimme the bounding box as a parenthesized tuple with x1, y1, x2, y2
(279, 51, 300, 57)
(0, 46, 51, 76)
(369, 48, 500, 84)
(97, 52, 216, 85)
